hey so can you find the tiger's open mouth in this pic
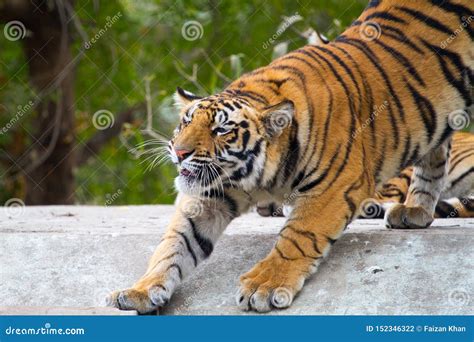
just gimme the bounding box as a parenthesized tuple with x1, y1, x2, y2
(180, 167, 197, 178)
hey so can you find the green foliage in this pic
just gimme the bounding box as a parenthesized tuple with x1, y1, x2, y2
(0, 0, 367, 204)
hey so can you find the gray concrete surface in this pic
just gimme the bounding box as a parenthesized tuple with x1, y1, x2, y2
(0, 205, 473, 315)
(0, 307, 136, 315)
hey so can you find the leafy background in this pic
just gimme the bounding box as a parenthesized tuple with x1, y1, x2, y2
(1, 0, 469, 205)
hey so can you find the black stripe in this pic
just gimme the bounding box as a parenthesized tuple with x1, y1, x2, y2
(175, 231, 198, 267)
(404, 144, 420, 168)
(188, 218, 214, 258)
(166, 264, 183, 280)
(375, 24, 424, 54)
(420, 39, 472, 106)
(365, 11, 407, 24)
(335, 37, 406, 122)
(281, 225, 321, 255)
(298, 145, 340, 193)
(411, 189, 436, 201)
(416, 174, 433, 183)
(405, 80, 436, 142)
(435, 201, 457, 218)
(332, 45, 380, 146)
(432, 160, 446, 169)
(314, 46, 363, 104)
(395, 6, 454, 36)
(275, 246, 296, 260)
(450, 167, 474, 188)
(279, 234, 306, 257)
(366, 0, 381, 9)
(283, 121, 300, 180)
(269, 63, 315, 169)
(430, 0, 474, 39)
(225, 89, 268, 105)
(374, 137, 386, 183)
(372, 39, 425, 86)
(462, 197, 474, 211)
(304, 48, 357, 188)
(156, 251, 181, 265)
(398, 135, 411, 172)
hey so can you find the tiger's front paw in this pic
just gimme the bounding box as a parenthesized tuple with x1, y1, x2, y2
(236, 256, 307, 313)
(106, 283, 172, 314)
(385, 204, 433, 229)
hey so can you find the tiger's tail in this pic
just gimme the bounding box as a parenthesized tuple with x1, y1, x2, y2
(434, 197, 474, 218)
(358, 197, 474, 219)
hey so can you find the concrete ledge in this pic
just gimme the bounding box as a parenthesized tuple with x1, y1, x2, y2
(1, 206, 473, 315)
(0, 306, 137, 315)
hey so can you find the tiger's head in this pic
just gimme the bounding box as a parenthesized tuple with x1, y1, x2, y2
(169, 87, 294, 196)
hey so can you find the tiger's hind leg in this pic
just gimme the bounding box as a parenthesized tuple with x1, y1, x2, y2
(385, 139, 451, 229)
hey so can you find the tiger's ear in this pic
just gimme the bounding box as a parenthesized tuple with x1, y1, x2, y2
(174, 87, 202, 108)
(260, 100, 294, 138)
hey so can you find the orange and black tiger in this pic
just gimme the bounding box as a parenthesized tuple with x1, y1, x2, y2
(108, 0, 474, 313)
(259, 131, 474, 219)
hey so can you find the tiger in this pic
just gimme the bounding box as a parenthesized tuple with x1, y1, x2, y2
(108, 0, 474, 313)
(257, 131, 474, 219)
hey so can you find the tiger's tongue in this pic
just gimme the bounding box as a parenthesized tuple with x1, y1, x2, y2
(180, 168, 194, 177)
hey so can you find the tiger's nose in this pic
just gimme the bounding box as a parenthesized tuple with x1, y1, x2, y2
(175, 148, 194, 162)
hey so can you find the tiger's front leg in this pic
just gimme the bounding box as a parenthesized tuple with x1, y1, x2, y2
(237, 179, 371, 312)
(107, 194, 240, 314)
